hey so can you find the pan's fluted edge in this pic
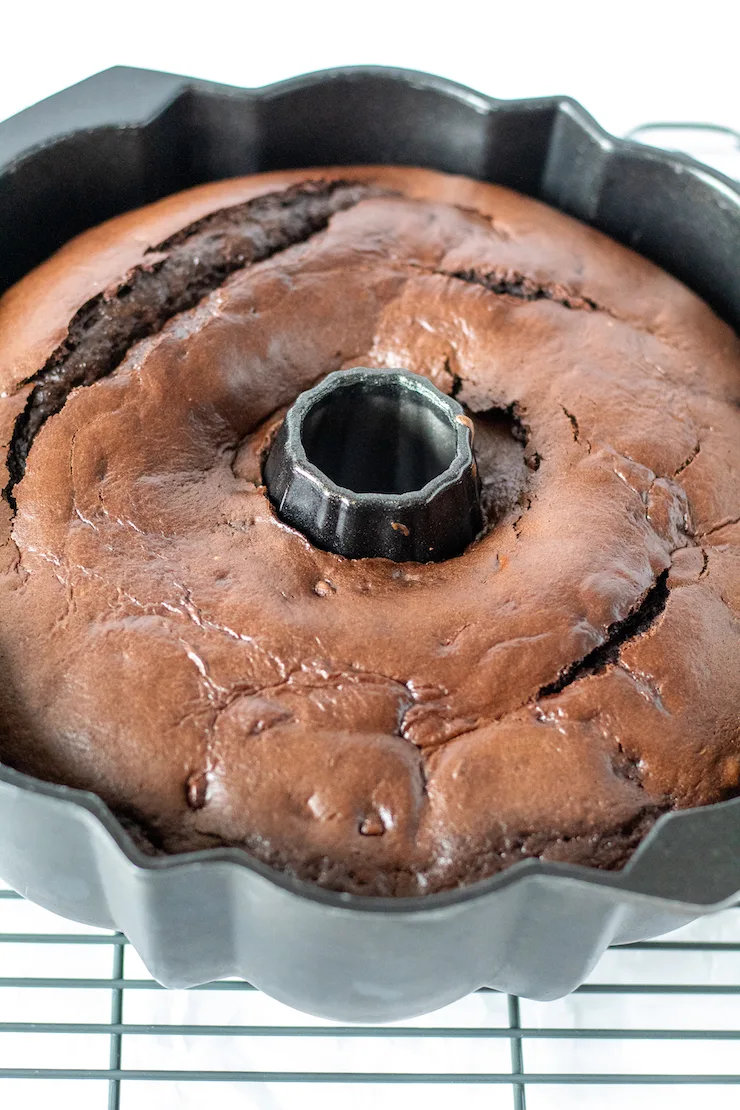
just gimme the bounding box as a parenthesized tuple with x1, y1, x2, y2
(0, 65, 738, 1017)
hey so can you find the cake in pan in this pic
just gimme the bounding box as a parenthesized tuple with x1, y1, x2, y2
(0, 166, 738, 895)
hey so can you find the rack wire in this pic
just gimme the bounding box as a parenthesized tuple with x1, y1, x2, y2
(0, 880, 738, 1109)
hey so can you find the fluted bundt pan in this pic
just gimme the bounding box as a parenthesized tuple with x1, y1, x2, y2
(0, 66, 738, 1021)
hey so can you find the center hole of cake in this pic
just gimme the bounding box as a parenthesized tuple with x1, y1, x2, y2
(300, 378, 457, 494)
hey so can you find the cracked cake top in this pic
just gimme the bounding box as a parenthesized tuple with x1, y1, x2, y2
(0, 166, 738, 896)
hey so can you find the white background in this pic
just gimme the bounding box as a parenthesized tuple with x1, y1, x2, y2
(1, 0, 739, 142)
(1, 2, 739, 1107)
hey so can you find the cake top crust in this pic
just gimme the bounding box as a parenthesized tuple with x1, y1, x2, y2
(0, 166, 739, 895)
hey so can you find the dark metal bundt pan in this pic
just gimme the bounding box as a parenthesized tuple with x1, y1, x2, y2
(0, 66, 738, 1021)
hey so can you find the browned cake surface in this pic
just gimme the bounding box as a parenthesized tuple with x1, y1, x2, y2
(0, 166, 739, 895)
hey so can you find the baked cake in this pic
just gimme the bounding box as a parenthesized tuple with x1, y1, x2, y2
(0, 166, 738, 895)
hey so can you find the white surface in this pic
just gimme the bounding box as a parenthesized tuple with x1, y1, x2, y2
(0, 6, 739, 1106)
(0, 0, 739, 142)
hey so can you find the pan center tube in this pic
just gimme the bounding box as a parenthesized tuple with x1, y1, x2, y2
(263, 367, 483, 562)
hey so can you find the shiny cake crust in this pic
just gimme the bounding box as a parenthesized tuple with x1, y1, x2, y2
(0, 166, 738, 895)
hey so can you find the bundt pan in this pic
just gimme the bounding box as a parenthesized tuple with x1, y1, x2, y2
(0, 65, 739, 1022)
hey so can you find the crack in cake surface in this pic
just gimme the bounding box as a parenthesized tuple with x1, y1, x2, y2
(436, 266, 603, 311)
(3, 180, 381, 508)
(538, 570, 670, 699)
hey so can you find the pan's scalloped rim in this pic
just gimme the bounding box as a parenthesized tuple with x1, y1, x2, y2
(0, 63, 739, 920)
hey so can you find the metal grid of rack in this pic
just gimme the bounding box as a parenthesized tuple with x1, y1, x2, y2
(0, 879, 738, 1109)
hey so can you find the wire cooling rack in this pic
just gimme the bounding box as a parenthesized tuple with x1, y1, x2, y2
(0, 879, 738, 1109)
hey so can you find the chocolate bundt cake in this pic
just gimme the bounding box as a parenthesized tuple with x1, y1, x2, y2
(0, 166, 738, 895)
